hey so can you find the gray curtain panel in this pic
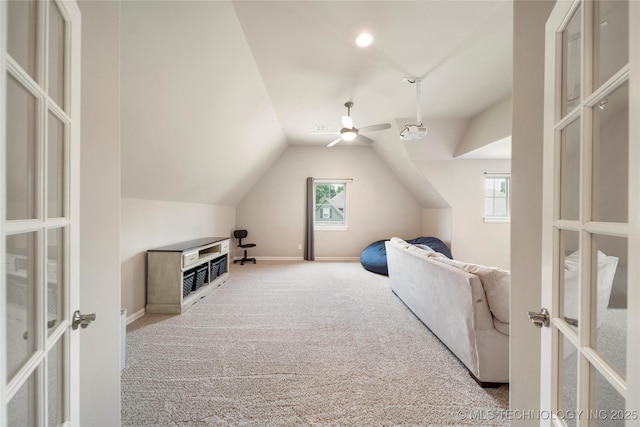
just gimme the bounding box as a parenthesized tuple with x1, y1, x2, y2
(304, 177, 314, 261)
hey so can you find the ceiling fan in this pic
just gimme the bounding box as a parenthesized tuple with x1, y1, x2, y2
(312, 101, 391, 147)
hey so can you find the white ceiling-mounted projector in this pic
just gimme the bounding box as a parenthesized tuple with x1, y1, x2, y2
(400, 125, 428, 141)
(400, 77, 428, 141)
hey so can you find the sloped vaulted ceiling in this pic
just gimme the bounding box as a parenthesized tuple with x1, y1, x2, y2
(120, 1, 287, 206)
(120, 1, 512, 208)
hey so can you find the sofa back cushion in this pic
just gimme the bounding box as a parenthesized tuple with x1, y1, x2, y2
(423, 252, 511, 324)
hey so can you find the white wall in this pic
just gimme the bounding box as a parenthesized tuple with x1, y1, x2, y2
(511, 0, 555, 420)
(119, 0, 287, 206)
(79, 1, 121, 424)
(372, 123, 451, 209)
(415, 159, 511, 269)
(236, 145, 424, 259)
(421, 208, 452, 247)
(455, 95, 513, 157)
(121, 198, 236, 317)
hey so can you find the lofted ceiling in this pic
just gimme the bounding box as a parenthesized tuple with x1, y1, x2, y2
(120, 1, 513, 207)
(232, 1, 513, 147)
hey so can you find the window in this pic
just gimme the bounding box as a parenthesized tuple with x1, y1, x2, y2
(314, 182, 347, 230)
(484, 174, 510, 222)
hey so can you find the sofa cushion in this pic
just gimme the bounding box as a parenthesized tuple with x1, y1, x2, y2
(462, 264, 510, 324)
(413, 243, 435, 253)
(493, 317, 509, 336)
(424, 252, 511, 324)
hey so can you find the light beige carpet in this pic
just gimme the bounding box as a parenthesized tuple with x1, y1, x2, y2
(122, 261, 508, 426)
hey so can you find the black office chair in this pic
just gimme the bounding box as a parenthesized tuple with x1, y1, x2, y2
(233, 230, 256, 265)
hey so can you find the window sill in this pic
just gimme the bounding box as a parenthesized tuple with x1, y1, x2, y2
(484, 217, 510, 223)
(314, 226, 348, 231)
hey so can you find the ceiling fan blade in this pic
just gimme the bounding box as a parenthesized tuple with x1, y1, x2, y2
(355, 134, 374, 144)
(342, 115, 353, 129)
(358, 123, 391, 133)
(327, 137, 342, 147)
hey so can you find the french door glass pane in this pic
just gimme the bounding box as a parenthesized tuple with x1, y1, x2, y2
(48, 112, 66, 218)
(592, 366, 626, 426)
(6, 74, 37, 221)
(562, 5, 582, 116)
(6, 232, 37, 380)
(48, 336, 65, 425)
(559, 335, 579, 427)
(7, 0, 37, 80)
(594, 0, 628, 89)
(592, 234, 627, 377)
(7, 369, 37, 427)
(47, 228, 65, 336)
(48, 1, 66, 109)
(560, 120, 581, 221)
(592, 82, 628, 223)
(561, 229, 580, 331)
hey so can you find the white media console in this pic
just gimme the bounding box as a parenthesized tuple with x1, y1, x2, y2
(146, 237, 230, 314)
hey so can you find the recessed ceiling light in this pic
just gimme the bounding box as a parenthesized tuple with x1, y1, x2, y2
(355, 32, 374, 48)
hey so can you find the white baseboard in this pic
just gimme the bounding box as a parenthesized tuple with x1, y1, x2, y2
(127, 308, 146, 325)
(232, 256, 359, 262)
(232, 256, 303, 262)
(314, 257, 360, 262)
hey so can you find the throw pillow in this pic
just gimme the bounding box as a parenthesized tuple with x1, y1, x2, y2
(462, 264, 510, 324)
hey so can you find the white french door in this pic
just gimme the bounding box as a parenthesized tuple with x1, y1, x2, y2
(1, 0, 81, 425)
(541, 0, 640, 425)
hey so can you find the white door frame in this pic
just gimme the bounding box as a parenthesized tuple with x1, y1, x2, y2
(0, 0, 8, 420)
(626, 0, 640, 413)
(66, 0, 82, 422)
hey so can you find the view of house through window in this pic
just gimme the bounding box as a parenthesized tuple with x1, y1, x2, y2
(484, 175, 510, 222)
(314, 182, 346, 229)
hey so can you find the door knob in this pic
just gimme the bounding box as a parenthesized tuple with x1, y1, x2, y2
(528, 308, 550, 328)
(72, 310, 96, 330)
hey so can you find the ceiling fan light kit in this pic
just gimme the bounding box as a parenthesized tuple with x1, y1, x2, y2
(341, 129, 358, 141)
(316, 101, 391, 147)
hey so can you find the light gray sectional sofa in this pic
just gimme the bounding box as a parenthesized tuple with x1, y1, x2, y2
(385, 237, 510, 386)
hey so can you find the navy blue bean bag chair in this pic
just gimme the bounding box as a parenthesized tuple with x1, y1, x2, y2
(360, 236, 452, 276)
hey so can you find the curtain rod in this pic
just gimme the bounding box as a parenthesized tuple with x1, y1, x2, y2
(313, 178, 354, 183)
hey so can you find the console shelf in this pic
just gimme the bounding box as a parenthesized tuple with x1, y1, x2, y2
(146, 237, 230, 314)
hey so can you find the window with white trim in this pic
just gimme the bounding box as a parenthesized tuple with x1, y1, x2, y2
(484, 174, 510, 222)
(314, 181, 347, 230)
